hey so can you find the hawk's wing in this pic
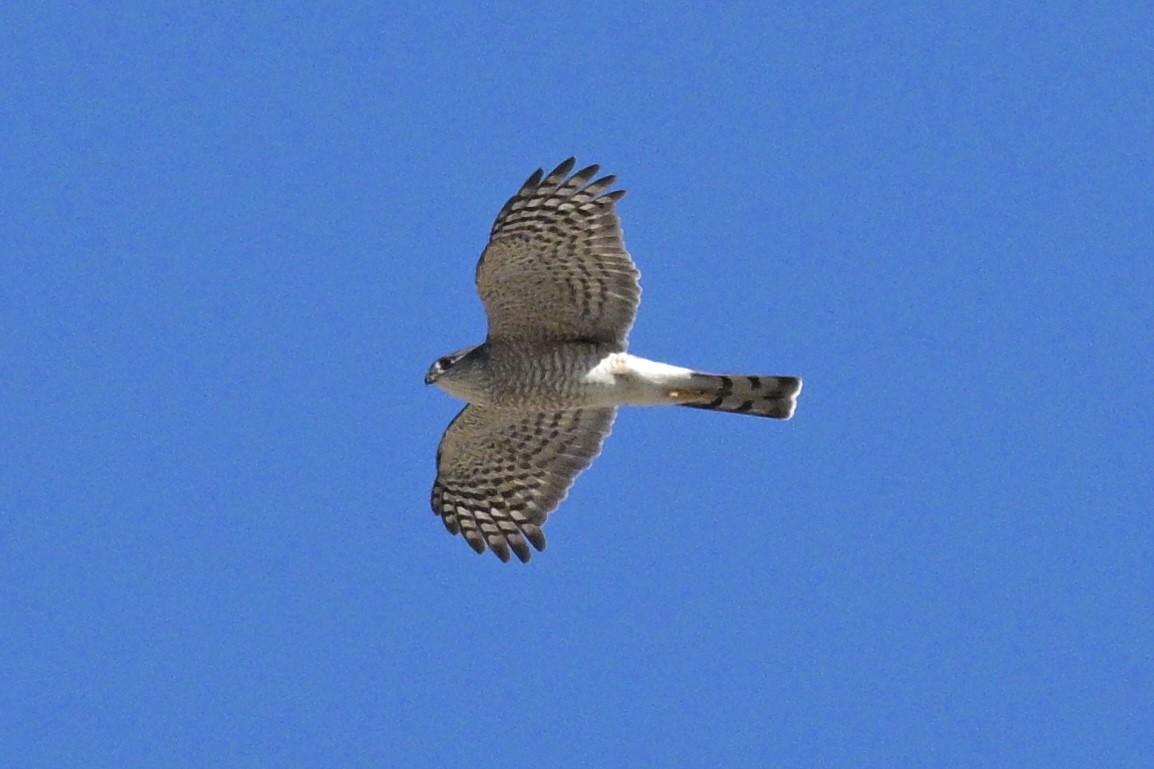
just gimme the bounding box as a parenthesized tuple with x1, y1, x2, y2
(475, 158, 641, 348)
(431, 404, 616, 562)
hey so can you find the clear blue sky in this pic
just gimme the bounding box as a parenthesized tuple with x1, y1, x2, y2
(3, 3, 1152, 767)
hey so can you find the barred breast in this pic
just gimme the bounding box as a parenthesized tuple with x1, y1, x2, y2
(482, 341, 621, 410)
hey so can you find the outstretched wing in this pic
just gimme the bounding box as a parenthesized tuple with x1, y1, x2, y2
(475, 158, 641, 348)
(431, 404, 616, 563)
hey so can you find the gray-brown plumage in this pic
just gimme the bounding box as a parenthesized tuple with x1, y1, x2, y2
(427, 158, 802, 563)
(476, 158, 640, 347)
(431, 405, 615, 563)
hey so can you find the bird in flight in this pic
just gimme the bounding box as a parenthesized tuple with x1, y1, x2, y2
(426, 158, 802, 562)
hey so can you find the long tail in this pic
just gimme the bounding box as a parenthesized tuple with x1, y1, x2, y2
(674, 373, 802, 419)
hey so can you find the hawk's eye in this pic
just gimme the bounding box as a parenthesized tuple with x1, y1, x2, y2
(437, 356, 454, 370)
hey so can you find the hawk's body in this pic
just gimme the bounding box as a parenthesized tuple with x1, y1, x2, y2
(426, 159, 802, 562)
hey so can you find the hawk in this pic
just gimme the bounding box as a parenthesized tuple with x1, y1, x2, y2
(426, 158, 802, 562)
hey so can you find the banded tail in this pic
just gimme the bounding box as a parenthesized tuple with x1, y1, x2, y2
(675, 373, 802, 419)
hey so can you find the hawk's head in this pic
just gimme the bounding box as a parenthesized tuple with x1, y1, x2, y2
(425, 345, 486, 393)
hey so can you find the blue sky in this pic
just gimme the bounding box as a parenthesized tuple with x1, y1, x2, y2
(3, 3, 1152, 767)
